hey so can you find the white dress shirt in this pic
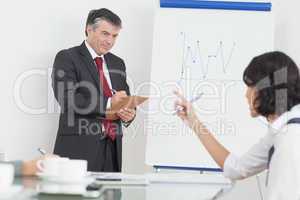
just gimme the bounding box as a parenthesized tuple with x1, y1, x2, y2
(85, 41, 112, 108)
(223, 104, 300, 200)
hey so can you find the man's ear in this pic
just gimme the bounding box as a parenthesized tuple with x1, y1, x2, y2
(86, 25, 93, 36)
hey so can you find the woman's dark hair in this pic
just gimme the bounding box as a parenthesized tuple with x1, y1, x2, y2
(243, 51, 300, 118)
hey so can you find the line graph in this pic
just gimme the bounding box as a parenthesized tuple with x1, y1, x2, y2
(179, 32, 236, 82)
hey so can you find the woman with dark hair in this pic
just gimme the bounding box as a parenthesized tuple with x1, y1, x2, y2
(175, 51, 300, 199)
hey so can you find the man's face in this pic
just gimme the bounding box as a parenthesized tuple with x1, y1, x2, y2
(86, 20, 121, 55)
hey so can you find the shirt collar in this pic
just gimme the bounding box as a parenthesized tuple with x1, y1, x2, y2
(269, 104, 300, 133)
(84, 40, 104, 60)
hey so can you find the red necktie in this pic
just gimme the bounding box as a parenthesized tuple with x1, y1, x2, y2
(94, 57, 116, 141)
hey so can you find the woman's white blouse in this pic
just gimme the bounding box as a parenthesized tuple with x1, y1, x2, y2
(223, 104, 300, 199)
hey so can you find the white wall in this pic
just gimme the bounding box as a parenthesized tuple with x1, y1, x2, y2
(0, 0, 156, 174)
(273, 0, 300, 64)
(0, 0, 299, 188)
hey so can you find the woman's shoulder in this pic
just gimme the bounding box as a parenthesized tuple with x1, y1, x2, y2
(275, 124, 300, 150)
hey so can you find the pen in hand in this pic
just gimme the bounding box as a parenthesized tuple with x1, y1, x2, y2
(37, 148, 47, 155)
(111, 89, 117, 95)
(173, 92, 204, 115)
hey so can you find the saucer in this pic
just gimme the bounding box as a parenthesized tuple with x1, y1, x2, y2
(0, 185, 23, 199)
(37, 184, 86, 195)
(37, 172, 94, 185)
(36, 172, 58, 178)
(37, 185, 100, 198)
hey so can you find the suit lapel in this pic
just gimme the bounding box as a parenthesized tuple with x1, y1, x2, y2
(78, 42, 100, 91)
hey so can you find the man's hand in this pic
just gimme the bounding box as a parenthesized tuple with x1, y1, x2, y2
(117, 108, 136, 122)
(106, 90, 128, 120)
(111, 90, 127, 107)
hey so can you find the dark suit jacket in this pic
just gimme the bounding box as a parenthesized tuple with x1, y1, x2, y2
(51, 42, 131, 172)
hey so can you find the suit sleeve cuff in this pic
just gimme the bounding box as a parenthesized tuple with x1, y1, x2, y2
(121, 120, 131, 127)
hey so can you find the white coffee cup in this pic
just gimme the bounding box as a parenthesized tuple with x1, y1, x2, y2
(0, 164, 14, 192)
(37, 158, 87, 180)
(37, 157, 69, 176)
(59, 159, 87, 180)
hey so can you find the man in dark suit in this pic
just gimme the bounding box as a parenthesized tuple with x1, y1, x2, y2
(51, 8, 136, 172)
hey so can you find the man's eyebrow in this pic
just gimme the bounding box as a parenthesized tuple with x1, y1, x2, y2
(101, 30, 119, 37)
